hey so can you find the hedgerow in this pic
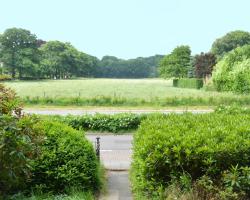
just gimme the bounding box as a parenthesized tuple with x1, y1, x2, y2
(131, 113, 250, 199)
(42, 113, 146, 133)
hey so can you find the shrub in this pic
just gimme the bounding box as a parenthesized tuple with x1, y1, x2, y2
(0, 74, 12, 81)
(131, 113, 250, 199)
(43, 113, 145, 133)
(0, 84, 43, 196)
(173, 78, 203, 89)
(31, 121, 101, 193)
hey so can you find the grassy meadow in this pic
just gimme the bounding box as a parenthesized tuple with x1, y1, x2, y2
(4, 78, 250, 108)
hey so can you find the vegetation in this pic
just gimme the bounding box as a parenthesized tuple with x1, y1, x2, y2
(131, 113, 250, 199)
(41, 113, 145, 133)
(96, 55, 163, 78)
(0, 84, 103, 199)
(159, 45, 191, 78)
(0, 28, 162, 79)
(193, 52, 216, 78)
(31, 121, 101, 193)
(6, 79, 250, 107)
(212, 45, 250, 93)
(211, 30, 250, 60)
(173, 78, 203, 89)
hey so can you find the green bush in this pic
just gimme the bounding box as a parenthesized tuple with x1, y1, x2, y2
(173, 78, 203, 89)
(131, 113, 250, 199)
(212, 45, 250, 93)
(0, 84, 43, 196)
(43, 113, 145, 133)
(31, 121, 101, 193)
(0, 74, 12, 81)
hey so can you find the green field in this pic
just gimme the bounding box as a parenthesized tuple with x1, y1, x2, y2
(4, 78, 250, 107)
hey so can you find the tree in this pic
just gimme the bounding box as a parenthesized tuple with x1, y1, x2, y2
(159, 45, 191, 78)
(39, 41, 97, 78)
(194, 52, 216, 78)
(0, 28, 39, 78)
(211, 30, 250, 60)
(212, 45, 250, 93)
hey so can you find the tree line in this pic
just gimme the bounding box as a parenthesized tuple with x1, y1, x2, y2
(159, 30, 250, 79)
(1, 28, 250, 80)
(0, 28, 163, 79)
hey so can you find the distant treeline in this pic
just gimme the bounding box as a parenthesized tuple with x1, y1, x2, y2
(0, 28, 163, 79)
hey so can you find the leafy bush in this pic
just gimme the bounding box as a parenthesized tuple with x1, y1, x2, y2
(212, 45, 250, 93)
(173, 78, 203, 89)
(131, 113, 250, 199)
(43, 113, 145, 133)
(0, 74, 12, 81)
(31, 121, 101, 193)
(0, 84, 43, 196)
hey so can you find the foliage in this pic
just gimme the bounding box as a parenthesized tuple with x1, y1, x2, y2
(0, 84, 21, 115)
(0, 28, 39, 79)
(211, 30, 250, 60)
(0, 74, 12, 81)
(97, 55, 163, 78)
(42, 113, 145, 133)
(212, 45, 250, 93)
(159, 45, 191, 78)
(0, 84, 43, 196)
(39, 41, 97, 79)
(173, 78, 203, 89)
(31, 121, 101, 193)
(131, 113, 250, 199)
(6, 189, 94, 200)
(194, 52, 216, 78)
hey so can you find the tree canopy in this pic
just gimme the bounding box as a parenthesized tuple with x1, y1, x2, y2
(211, 30, 250, 60)
(159, 45, 191, 78)
(0, 28, 39, 78)
(194, 52, 216, 78)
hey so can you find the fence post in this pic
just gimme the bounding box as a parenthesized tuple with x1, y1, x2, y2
(96, 137, 100, 161)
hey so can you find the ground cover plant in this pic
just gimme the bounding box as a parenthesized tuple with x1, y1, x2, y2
(131, 113, 250, 200)
(5, 78, 250, 107)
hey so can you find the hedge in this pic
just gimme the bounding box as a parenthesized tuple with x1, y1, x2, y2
(31, 121, 101, 193)
(131, 113, 250, 199)
(42, 113, 146, 133)
(173, 78, 203, 89)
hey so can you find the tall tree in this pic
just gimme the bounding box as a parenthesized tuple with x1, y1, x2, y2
(211, 30, 250, 60)
(194, 52, 216, 78)
(0, 28, 38, 78)
(159, 45, 191, 78)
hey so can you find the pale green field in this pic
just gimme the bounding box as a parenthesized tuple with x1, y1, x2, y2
(3, 78, 240, 99)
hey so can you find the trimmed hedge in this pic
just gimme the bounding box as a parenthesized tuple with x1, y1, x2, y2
(31, 121, 101, 193)
(173, 78, 203, 89)
(131, 113, 250, 199)
(42, 113, 146, 133)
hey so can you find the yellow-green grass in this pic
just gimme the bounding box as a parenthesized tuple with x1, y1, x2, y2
(3, 78, 250, 107)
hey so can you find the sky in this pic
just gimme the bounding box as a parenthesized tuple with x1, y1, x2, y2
(0, 0, 250, 59)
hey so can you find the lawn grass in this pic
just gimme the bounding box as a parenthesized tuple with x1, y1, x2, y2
(4, 78, 250, 107)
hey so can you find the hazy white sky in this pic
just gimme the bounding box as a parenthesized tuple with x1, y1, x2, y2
(0, 0, 249, 59)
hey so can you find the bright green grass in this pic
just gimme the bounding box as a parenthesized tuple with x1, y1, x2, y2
(3, 78, 250, 107)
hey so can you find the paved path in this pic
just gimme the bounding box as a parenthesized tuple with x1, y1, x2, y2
(86, 135, 132, 170)
(24, 108, 213, 116)
(100, 171, 132, 200)
(86, 135, 133, 200)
